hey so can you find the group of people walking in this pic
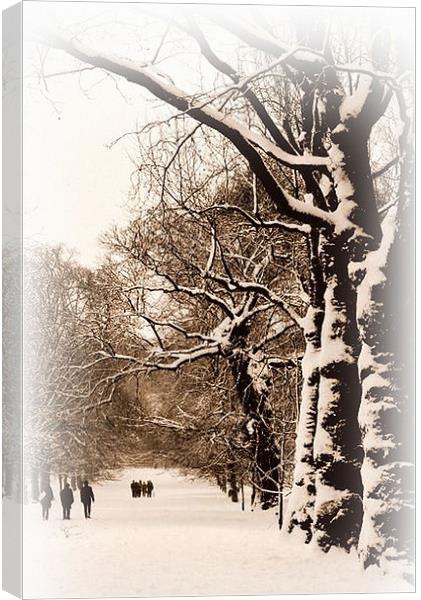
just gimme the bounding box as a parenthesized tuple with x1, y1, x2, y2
(131, 479, 154, 498)
(39, 476, 154, 521)
(39, 480, 95, 521)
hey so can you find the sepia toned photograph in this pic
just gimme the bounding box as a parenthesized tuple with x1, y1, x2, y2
(2, 1, 415, 597)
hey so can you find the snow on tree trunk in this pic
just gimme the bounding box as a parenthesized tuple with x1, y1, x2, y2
(355, 198, 414, 580)
(286, 231, 325, 541)
(313, 237, 363, 551)
(286, 304, 322, 541)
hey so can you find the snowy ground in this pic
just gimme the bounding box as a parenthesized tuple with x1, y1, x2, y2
(23, 468, 413, 598)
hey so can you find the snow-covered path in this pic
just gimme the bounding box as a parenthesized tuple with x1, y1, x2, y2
(23, 468, 411, 598)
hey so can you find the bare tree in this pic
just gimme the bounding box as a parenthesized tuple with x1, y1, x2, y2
(101, 169, 305, 510)
(24, 247, 149, 490)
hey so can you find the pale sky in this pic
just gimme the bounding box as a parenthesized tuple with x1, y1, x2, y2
(23, 2, 157, 267)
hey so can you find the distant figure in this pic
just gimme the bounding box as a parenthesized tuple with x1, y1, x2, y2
(142, 482, 147, 497)
(138, 480, 143, 498)
(60, 482, 74, 519)
(39, 484, 54, 520)
(146, 480, 154, 498)
(130, 480, 136, 498)
(80, 480, 95, 518)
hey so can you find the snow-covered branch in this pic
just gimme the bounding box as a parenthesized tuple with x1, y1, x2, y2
(42, 30, 336, 230)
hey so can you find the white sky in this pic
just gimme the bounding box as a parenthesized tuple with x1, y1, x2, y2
(23, 3, 155, 266)
(20, 0, 414, 267)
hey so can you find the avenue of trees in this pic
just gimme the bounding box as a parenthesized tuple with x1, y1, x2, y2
(4, 4, 412, 583)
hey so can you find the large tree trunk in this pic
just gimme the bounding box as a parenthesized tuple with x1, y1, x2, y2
(230, 347, 280, 509)
(286, 304, 322, 541)
(355, 202, 414, 579)
(286, 232, 324, 541)
(325, 88, 414, 573)
(313, 237, 363, 552)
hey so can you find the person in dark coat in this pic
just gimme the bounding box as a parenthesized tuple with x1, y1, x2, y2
(142, 482, 147, 497)
(146, 480, 154, 498)
(130, 480, 136, 498)
(80, 480, 95, 518)
(40, 484, 54, 520)
(60, 482, 74, 519)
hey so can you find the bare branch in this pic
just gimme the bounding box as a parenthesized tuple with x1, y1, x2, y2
(201, 203, 311, 234)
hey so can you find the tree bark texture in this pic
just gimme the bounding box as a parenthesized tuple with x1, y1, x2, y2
(286, 305, 322, 541)
(286, 232, 325, 541)
(229, 348, 280, 509)
(313, 237, 363, 552)
(355, 198, 414, 579)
